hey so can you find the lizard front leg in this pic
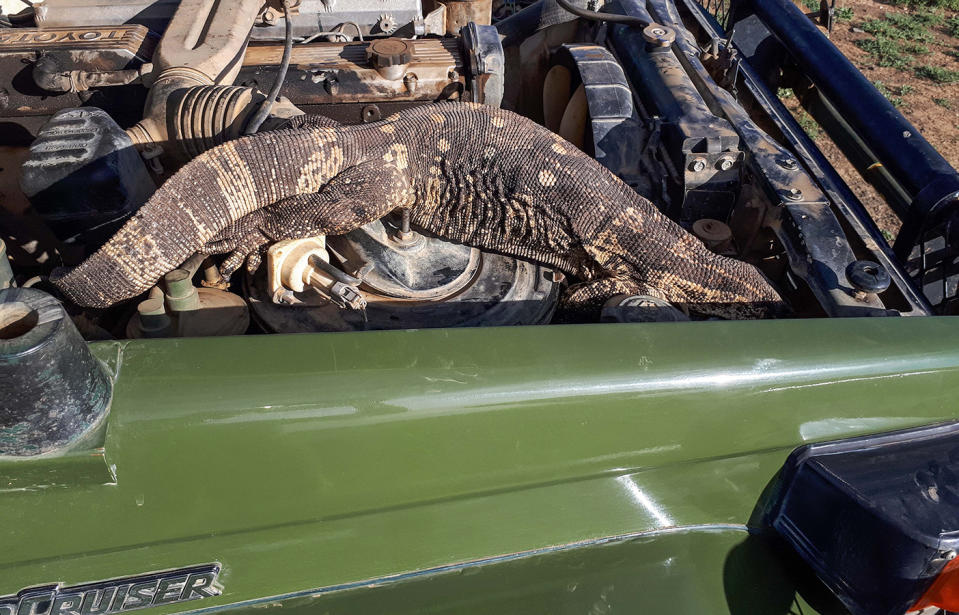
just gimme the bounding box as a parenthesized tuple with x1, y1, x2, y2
(199, 161, 414, 279)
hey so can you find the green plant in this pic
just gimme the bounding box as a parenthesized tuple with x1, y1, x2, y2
(796, 109, 821, 139)
(916, 64, 959, 82)
(948, 15, 959, 37)
(777, 87, 795, 99)
(863, 12, 936, 42)
(858, 10, 943, 72)
(933, 97, 953, 108)
(891, 0, 959, 11)
(835, 5, 854, 20)
(910, 7, 944, 27)
(855, 38, 915, 69)
(872, 81, 911, 107)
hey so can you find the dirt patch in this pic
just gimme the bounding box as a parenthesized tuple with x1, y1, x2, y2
(786, 0, 959, 239)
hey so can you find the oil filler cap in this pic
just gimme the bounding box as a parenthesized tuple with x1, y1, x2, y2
(367, 38, 413, 69)
(0, 287, 112, 456)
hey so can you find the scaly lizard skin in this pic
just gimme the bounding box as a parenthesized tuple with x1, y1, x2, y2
(52, 102, 785, 318)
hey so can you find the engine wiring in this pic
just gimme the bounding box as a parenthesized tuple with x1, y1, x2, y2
(298, 21, 364, 45)
(243, 0, 294, 135)
(554, 0, 651, 27)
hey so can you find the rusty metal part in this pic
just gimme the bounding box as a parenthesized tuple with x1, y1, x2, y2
(33, 61, 144, 93)
(0, 25, 154, 124)
(0, 25, 153, 54)
(200, 257, 229, 289)
(239, 38, 466, 108)
(444, 0, 492, 34)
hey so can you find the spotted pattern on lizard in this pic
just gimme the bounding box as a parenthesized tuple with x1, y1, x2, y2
(51, 102, 785, 318)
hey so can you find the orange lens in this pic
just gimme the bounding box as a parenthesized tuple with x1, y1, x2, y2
(911, 556, 959, 611)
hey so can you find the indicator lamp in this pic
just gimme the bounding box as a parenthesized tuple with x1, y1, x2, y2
(768, 422, 959, 615)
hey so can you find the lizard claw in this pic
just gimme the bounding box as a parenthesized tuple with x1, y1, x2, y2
(219, 232, 269, 279)
(245, 250, 263, 274)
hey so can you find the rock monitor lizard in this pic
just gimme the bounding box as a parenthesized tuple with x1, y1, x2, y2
(52, 102, 785, 318)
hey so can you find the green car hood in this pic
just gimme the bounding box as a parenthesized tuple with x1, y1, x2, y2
(4, 317, 959, 614)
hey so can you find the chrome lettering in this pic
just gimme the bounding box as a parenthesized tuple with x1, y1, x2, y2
(1, 566, 219, 615)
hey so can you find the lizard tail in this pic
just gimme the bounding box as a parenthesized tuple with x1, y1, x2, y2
(51, 129, 343, 308)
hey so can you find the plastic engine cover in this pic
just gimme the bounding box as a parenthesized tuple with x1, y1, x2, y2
(20, 107, 155, 245)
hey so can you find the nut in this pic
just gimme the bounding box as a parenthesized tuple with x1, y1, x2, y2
(324, 76, 339, 95)
(403, 72, 418, 94)
(642, 24, 676, 47)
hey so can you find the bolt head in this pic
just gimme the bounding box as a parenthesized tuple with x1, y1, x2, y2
(777, 157, 798, 170)
(690, 157, 708, 172)
(718, 157, 735, 171)
(784, 188, 803, 201)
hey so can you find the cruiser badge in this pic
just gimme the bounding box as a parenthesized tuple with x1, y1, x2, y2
(0, 565, 220, 615)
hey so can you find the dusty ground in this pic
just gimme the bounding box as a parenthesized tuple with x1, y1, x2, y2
(786, 0, 959, 239)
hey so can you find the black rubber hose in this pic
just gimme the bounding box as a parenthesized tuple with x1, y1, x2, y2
(243, 0, 293, 135)
(495, 1, 543, 48)
(554, 0, 650, 27)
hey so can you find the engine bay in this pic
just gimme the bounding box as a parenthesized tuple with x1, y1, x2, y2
(0, 0, 934, 340)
